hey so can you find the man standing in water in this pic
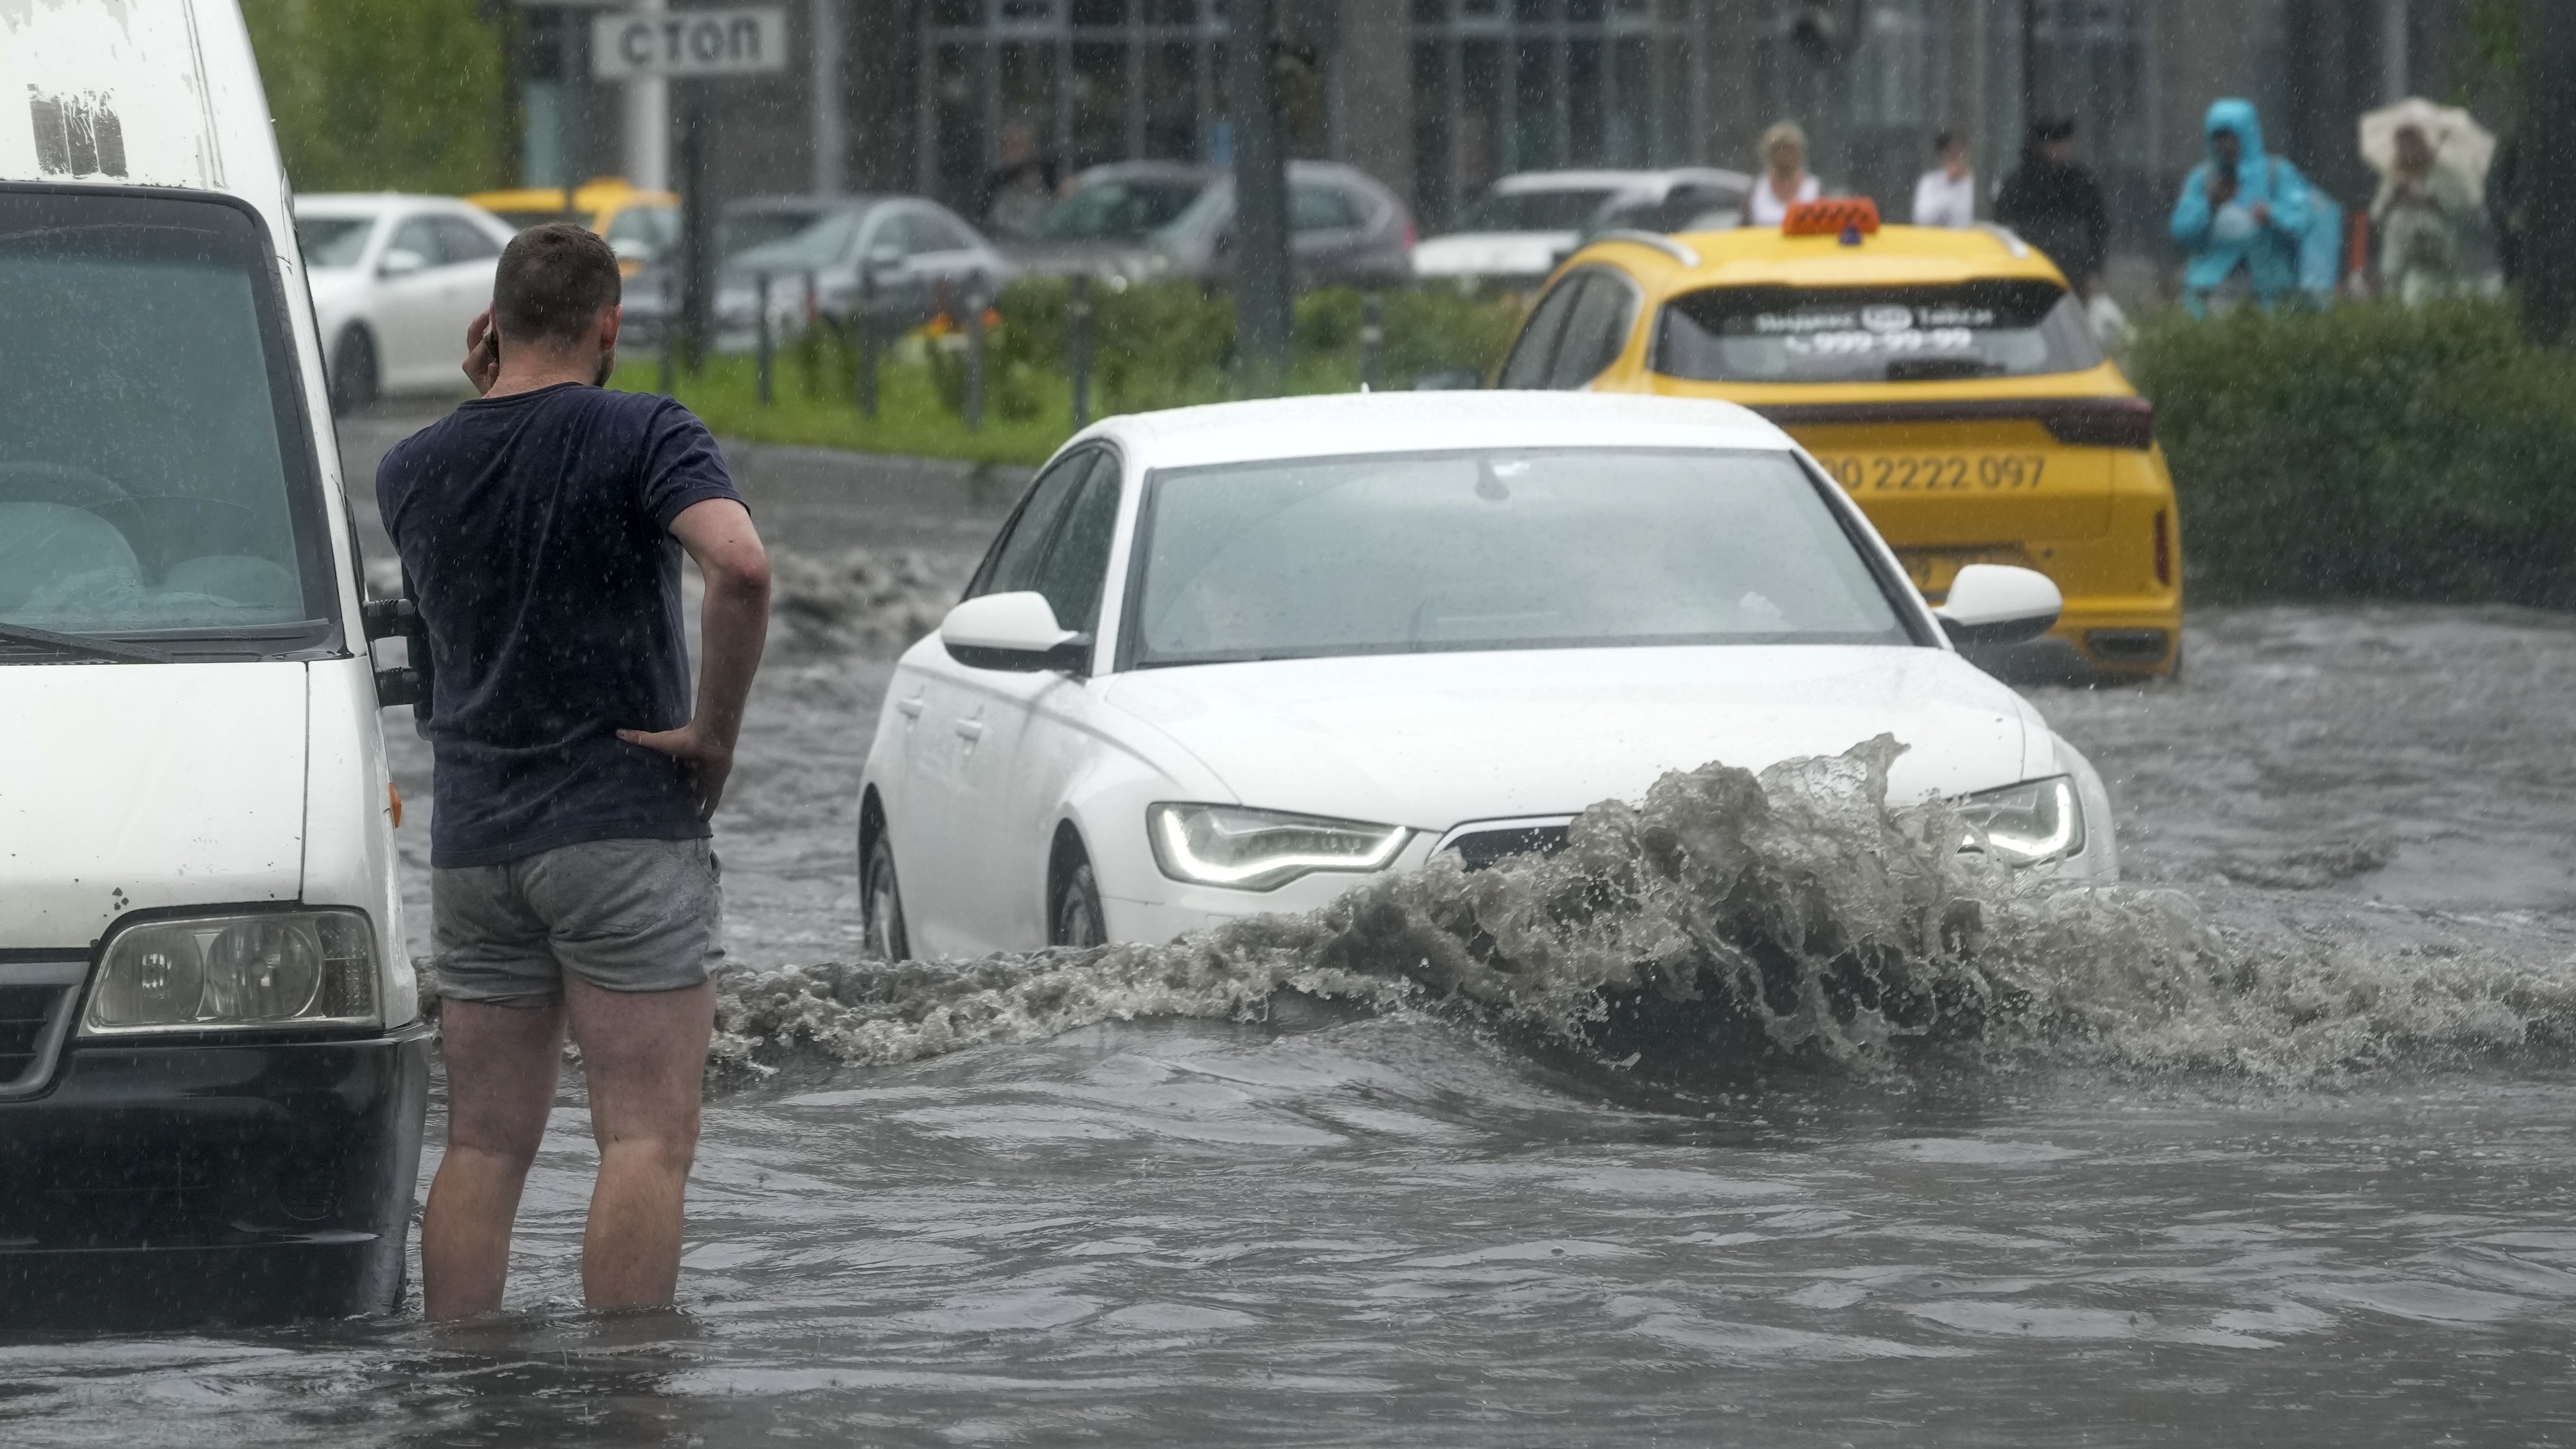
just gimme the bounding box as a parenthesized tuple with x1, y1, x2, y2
(378, 223, 772, 1319)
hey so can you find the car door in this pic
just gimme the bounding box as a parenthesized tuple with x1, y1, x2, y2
(371, 213, 454, 389)
(904, 207, 998, 309)
(952, 448, 1124, 951)
(893, 448, 1098, 955)
(1288, 181, 1369, 285)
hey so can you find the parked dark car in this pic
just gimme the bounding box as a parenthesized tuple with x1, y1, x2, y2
(624, 195, 1014, 351)
(1008, 160, 1415, 289)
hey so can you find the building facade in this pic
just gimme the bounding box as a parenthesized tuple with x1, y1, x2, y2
(512, 0, 2493, 276)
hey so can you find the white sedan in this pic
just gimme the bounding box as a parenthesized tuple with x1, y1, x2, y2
(294, 194, 518, 413)
(857, 392, 2117, 960)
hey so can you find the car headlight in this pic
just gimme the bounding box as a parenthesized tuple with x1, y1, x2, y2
(1148, 803, 1410, 891)
(82, 910, 381, 1035)
(1955, 776, 2084, 866)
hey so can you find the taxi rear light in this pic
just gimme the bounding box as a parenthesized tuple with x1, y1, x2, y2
(1782, 198, 1880, 237)
(2152, 510, 2172, 587)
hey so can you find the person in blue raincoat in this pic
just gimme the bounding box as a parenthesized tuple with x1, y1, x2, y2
(2170, 99, 2311, 313)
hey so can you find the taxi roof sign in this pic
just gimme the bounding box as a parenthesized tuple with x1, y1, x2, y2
(1782, 197, 1881, 239)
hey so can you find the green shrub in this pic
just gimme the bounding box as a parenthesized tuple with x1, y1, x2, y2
(2131, 298, 2576, 607)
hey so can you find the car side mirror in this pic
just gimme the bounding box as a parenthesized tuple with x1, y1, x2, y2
(940, 591, 1090, 674)
(1933, 564, 2062, 646)
(866, 244, 906, 271)
(378, 248, 428, 278)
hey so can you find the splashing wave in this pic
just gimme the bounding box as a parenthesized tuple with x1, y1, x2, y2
(712, 737, 2576, 1084)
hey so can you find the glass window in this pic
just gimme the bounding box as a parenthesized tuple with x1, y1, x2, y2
(1547, 271, 1633, 387)
(1033, 175, 1207, 240)
(1289, 184, 1363, 233)
(605, 203, 679, 255)
(718, 206, 835, 264)
(386, 216, 442, 268)
(1495, 274, 1588, 389)
(433, 215, 502, 263)
(969, 450, 1096, 599)
(730, 211, 866, 271)
(1131, 448, 1906, 667)
(1655, 281, 2106, 384)
(295, 215, 375, 270)
(1028, 453, 1122, 632)
(1454, 186, 1618, 234)
(0, 192, 328, 652)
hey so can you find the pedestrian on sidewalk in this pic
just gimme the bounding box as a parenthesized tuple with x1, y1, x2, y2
(2370, 122, 2482, 304)
(1995, 115, 2109, 295)
(378, 223, 773, 1321)
(1912, 130, 1977, 229)
(1746, 120, 1822, 226)
(2169, 99, 2311, 315)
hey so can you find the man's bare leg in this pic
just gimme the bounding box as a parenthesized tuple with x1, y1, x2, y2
(423, 997, 567, 1320)
(565, 977, 715, 1309)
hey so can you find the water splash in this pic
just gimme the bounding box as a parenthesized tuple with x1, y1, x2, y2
(711, 737, 2576, 1085)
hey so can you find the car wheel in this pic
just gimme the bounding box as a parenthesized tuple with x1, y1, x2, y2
(329, 325, 379, 415)
(1050, 853, 1106, 950)
(861, 832, 910, 961)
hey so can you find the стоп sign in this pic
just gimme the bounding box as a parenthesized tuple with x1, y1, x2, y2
(592, 7, 787, 80)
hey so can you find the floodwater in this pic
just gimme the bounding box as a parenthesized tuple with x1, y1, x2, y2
(8, 418, 2576, 1447)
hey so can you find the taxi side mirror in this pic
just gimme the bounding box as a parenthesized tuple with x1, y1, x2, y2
(1934, 564, 2061, 647)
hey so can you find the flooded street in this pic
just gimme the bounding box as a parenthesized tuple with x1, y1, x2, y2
(8, 415, 2576, 1447)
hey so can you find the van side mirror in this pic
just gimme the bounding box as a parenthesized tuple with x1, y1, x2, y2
(379, 248, 428, 278)
(1933, 564, 2062, 646)
(939, 591, 1090, 674)
(362, 596, 432, 710)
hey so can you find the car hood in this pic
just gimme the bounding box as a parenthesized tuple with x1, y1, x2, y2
(1102, 646, 2036, 833)
(0, 663, 308, 947)
(1411, 231, 1579, 277)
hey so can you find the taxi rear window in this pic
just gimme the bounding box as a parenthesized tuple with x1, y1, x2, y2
(1653, 280, 2103, 384)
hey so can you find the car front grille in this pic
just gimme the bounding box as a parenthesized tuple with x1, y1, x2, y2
(1444, 825, 1571, 872)
(0, 964, 85, 1097)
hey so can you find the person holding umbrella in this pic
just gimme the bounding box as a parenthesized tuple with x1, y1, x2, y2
(2361, 98, 2497, 304)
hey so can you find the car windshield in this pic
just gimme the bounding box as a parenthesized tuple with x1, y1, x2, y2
(1453, 187, 1621, 233)
(1131, 447, 1908, 666)
(1032, 177, 1206, 241)
(718, 207, 837, 264)
(1655, 280, 2105, 384)
(295, 214, 375, 269)
(0, 191, 330, 654)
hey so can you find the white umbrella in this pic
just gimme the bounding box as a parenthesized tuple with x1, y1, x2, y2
(2360, 97, 2496, 206)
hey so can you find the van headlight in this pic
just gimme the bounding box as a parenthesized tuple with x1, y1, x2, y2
(1148, 803, 1410, 891)
(1955, 776, 2084, 866)
(82, 910, 381, 1035)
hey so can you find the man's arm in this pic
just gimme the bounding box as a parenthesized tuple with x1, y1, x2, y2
(617, 498, 771, 818)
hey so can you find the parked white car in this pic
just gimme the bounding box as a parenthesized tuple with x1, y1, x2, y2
(294, 194, 518, 412)
(1412, 169, 1751, 284)
(856, 393, 2117, 961)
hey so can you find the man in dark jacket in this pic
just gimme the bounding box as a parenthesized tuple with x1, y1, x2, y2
(1995, 115, 2110, 294)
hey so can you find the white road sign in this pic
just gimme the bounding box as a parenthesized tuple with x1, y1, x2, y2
(593, 8, 788, 80)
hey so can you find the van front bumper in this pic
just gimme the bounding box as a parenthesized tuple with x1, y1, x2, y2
(0, 1026, 431, 1328)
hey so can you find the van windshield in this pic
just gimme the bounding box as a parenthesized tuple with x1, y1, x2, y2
(0, 189, 333, 659)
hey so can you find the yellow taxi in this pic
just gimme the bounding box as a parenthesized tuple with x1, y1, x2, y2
(464, 175, 677, 277)
(1498, 199, 2179, 679)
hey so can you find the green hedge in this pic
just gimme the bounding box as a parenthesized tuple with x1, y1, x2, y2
(2131, 300, 2576, 608)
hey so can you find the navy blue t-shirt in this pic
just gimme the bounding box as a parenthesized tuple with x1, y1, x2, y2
(377, 384, 746, 868)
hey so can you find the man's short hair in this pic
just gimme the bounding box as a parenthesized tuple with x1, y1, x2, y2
(494, 222, 621, 347)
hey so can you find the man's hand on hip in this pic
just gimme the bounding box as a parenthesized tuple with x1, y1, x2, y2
(616, 722, 736, 819)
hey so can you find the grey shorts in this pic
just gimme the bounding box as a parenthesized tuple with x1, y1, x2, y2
(433, 837, 724, 1004)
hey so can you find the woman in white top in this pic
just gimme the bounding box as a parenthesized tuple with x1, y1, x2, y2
(1912, 130, 1977, 228)
(1747, 120, 1822, 225)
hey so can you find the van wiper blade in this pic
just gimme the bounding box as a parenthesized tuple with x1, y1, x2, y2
(0, 620, 172, 664)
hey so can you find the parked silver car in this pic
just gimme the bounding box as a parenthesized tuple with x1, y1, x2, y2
(624, 195, 1014, 351)
(1008, 160, 1415, 290)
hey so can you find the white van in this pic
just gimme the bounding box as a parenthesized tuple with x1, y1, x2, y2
(0, 2, 428, 1322)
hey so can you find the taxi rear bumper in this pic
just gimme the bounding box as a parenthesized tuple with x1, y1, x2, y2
(0, 1027, 431, 1327)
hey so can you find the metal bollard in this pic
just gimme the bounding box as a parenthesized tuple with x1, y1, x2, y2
(963, 281, 987, 433)
(1360, 290, 1384, 393)
(856, 263, 879, 420)
(1070, 273, 1093, 429)
(658, 268, 676, 397)
(755, 273, 774, 408)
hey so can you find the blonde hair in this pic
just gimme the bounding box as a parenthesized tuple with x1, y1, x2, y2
(1760, 120, 1808, 163)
